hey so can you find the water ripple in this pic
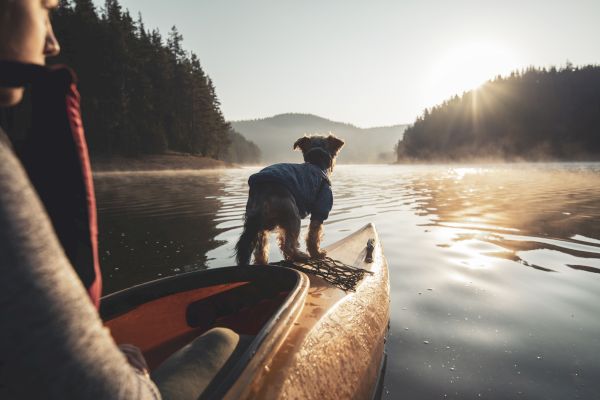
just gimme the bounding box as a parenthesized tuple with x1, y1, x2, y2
(96, 163, 600, 400)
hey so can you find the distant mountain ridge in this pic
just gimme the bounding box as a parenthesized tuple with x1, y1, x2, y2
(231, 113, 408, 164)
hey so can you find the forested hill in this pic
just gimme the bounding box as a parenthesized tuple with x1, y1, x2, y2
(396, 65, 600, 162)
(232, 114, 407, 164)
(31, 0, 258, 163)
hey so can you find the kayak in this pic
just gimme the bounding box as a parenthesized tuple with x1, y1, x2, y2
(102, 223, 390, 399)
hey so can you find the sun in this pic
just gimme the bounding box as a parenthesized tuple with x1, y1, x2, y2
(424, 41, 521, 108)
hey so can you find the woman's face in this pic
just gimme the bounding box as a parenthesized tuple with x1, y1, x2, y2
(0, 0, 60, 106)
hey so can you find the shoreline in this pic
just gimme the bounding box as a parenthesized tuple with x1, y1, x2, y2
(91, 153, 238, 172)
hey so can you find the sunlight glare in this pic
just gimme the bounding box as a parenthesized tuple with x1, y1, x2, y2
(425, 41, 521, 108)
(450, 167, 482, 180)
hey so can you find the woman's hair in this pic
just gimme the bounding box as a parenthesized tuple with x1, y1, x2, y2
(0, 0, 14, 11)
(0, 1, 15, 25)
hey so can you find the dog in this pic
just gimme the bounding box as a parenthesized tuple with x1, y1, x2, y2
(235, 134, 344, 265)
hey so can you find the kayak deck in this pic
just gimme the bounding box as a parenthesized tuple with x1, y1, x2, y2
(227, 222, 390, 399)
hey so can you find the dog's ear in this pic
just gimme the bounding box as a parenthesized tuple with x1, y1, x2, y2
(293, 136, 311, 152)
(326, 134, 345, 156)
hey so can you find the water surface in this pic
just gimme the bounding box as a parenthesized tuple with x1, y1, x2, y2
(95, 164, 600, 399)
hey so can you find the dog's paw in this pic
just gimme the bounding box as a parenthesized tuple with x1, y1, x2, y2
(310, 249, 327, 259)
(289, 251, 310, 262)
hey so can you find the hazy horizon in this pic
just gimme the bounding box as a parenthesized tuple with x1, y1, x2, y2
(93, 0, 600, 128)
(229, 112, 409, 128)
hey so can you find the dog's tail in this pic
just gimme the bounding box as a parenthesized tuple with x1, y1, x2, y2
(235, 210, 261, 265)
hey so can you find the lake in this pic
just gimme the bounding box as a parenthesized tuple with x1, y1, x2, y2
(95, 163, 600, 399)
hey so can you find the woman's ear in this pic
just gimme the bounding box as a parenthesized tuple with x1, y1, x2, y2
(293, 136, 311, 152)
(326, 134, 345, 156)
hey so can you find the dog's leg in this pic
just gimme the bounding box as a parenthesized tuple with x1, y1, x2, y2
(278, 221, 309, 262)
(307, 219, 327, 259)
(253, 230, 269, 264)
(235, 211, 261, 265)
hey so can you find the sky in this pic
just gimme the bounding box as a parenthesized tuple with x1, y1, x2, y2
(99, 0, 600, 127)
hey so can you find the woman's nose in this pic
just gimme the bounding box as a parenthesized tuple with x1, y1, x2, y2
(44, 19, 60, 57)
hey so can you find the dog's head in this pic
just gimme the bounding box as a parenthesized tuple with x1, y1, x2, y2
(293, 134, 345, 172)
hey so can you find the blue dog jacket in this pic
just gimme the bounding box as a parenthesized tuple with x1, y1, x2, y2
(248, 163, 333, 221)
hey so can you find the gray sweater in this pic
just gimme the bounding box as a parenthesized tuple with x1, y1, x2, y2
(0, 129, 161, 399)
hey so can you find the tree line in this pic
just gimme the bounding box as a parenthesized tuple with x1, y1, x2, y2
(39, 0, 258, 162)
(396, 64, 600, 162)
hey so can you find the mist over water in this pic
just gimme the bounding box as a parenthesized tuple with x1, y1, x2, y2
(95, 164, 600, 399)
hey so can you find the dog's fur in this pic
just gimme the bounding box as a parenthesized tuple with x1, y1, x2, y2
(235, 134, 344, 265)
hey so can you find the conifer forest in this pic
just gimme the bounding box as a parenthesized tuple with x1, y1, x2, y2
(49, 0, 259, 162)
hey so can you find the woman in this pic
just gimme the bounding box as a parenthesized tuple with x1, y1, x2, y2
(0, 0, 160, 398)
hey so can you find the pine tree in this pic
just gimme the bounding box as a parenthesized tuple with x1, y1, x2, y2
(42, 0, 255, 162)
